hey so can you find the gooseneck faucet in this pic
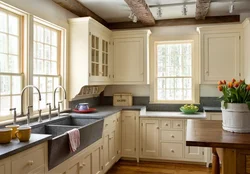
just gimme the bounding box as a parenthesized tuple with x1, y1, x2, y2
(53, 86, 67, 117)
(20, 85, 42, 124)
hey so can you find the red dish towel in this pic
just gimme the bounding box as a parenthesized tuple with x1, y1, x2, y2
(67, 128, 80, 152)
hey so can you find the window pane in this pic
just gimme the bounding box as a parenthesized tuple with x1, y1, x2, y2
(45, 60, 50, 74)
(12, 76, 21, 94)
(9, 35, 18, 55)
(51, 31, 57, 46)
(0, 11, 7, 32)
(47, 93, 53, 104)
(44, 45, 50, 60)
(51, 46, 57, 61)
(54, 77, 59, 88)
(8, 15, 19, 36)
(0, 75, 10, 95)
(0, 96, 10, 116)
(51, 62, 57, 75)
(47, 77, 53, 92)
(37, 25, 44, 42)
(33, 76, 39, 89)
(40, 93, 46, 109)
(40, 77, 46, 92)
(0, 53, 8, 72)
(0, 33, 7, 53)
(9, 55, 19, 73)
(157, 89, 165, 100)
(37, 43, 44, 59)
(33, 94, 39, 111)
(12, 95, 20, 113)
(44, 28, 51, 44)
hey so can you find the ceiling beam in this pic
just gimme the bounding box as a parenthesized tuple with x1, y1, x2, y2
(108, 15, 240, 29)
(124, 0, 155, 26)
(196, 0, 211, 20)
(52, 0, 107, 26)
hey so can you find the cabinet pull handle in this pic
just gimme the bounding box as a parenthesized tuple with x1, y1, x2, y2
(171, 149, 174, 153)
(171, 135, 174, 138)
(27, 160, 34, 165)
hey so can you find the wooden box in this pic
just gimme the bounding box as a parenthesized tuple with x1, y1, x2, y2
(113, 93, 133, 106)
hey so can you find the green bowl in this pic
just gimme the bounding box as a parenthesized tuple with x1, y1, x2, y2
(180, 107, 199, 114)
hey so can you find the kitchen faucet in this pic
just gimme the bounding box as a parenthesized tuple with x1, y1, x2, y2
(53, 86, 67, 117)
(20, 85, 42, 124)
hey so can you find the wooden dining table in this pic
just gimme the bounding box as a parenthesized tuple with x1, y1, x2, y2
(186, 119, 250, 174)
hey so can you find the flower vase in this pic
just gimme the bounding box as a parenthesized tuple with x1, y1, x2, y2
(222, 103, 250, 133)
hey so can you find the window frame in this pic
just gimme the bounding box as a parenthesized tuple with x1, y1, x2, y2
(150, 37, 200, 104)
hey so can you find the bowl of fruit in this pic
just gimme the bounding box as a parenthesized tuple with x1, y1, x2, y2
(180, 104, 199, 114)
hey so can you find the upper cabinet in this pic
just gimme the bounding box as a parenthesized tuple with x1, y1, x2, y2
(68, 17, 112, 100)
(197, 25, 243, 84)
(112, 30, 151, 84)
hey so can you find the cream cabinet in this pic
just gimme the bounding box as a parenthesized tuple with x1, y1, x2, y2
(197, 25, 243, 84)
(141, 119, 159, 157)
(112, 30, 151, 84)
(121, 111, 140, 161)
(68, 17, 112, 100)
(0, 158, 11, 174)
(115, 112, 122, 161)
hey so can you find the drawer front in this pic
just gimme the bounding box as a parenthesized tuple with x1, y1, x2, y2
(12, 146, 45, 174)
(211, 114, 222, 120)
(172, 120, 183, 129)
(161, 143, 183, 158)
(161, 120, 171, 129)
(103, 114, 116, 131)
(161, 130, 183, 142)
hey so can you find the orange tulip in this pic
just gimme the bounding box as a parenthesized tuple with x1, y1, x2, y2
(223, 80, 226, 84)
(218, 85, 223, 91)
(228, 82, 233, 88)
(246, 85, 250, 91)
(232, 78, 236, 83)
(234, 82, 240, 88)
(218, 81, 223, 85)
(239, 79, 244, 84)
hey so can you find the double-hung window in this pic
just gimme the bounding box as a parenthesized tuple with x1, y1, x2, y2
(33, 19, 61, 111)
(154, 40, 198, 103)
(0, 8, 22, 120)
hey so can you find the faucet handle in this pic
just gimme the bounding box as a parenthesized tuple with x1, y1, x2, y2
(10, 108, 16, 111)
(46, 103, 51, 106)
(38, 109, 42, 123)
(10, 108, 17, 125)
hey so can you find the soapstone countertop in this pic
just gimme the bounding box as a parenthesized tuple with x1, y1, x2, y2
(140, 111, 206, 119)
(71, 105, 146, 119)
(0, 133, 52, 160)
(203, 106, 222, 112)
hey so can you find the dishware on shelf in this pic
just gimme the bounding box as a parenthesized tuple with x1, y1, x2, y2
(180, 104, 199, 114)
(0, 128, 12, 144)
(15, 126, 31, 142)
(73, 108, 97, 113)
(75, 103, 89, 111)
(5, 125, 19, 139)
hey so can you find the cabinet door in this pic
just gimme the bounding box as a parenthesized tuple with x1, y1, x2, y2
(103, 132, 110, 171)
(185, 146, 205, 160)
(92, 145, 103, 174)
(113, 38, 144, 83)
(141, 120, 159, 157)
(90, 34, 101, 78)
(109, 130, 116, 163)
(115, 112, 122, 159)
(203, 32, 240, 83)
(67, 156, 90, 174)
(0, 158, 11, 174)
(121, 112, 136, 157)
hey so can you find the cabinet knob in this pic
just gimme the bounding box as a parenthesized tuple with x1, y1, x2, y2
(171, 135, 175, 138)
(27, 160, 34, 165)
(171, 149, 174, 153)
(177, 124, 181, 127)
(79, 163, 86, 168)
(113, 120, 116, 123)
(109, 137, 112, 140)
(205, 71, 209, 74)
(156, 127, 159, 129)
(165, 123, 168, 126)
(105, 124, 108, 127)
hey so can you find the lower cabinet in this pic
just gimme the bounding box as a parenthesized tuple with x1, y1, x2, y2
(140, 118, 206, 163)
(0, 158, 11, 174)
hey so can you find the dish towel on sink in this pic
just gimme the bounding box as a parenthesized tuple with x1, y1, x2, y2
(67, 128, 80, 152)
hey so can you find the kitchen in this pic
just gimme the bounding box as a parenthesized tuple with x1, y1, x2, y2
(0, 0, 250, 174)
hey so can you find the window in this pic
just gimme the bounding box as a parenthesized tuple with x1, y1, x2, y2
(33, 20, 61, 111)
(154, 40, 198, 103)
(0, 7, 22, 119)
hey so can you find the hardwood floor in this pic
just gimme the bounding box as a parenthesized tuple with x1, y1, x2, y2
(107, 160, 212, 174)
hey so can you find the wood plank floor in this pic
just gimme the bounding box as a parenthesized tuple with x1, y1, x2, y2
(107, 160, 212, 174)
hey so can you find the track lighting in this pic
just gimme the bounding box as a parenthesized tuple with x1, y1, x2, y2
(128, 12, 134, 19)
(132, 15, 137, 23)
(229, 1, 235, 13)
(157, 6, 162, 18)
(182, 5, 187, 16)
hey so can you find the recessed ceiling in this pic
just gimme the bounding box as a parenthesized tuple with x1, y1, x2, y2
(77, 0, 250, 23)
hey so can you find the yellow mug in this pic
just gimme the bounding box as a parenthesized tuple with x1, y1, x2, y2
(15, 126, 31, 142)
(0, 128, 12, 144)
(5, 125, 19, 139)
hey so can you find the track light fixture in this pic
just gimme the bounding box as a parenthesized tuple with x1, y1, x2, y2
(229, 0, 235, 13)
(182, 5, 187, 16)
(128, 11, 138, 23)
(157, 6, 162, 18)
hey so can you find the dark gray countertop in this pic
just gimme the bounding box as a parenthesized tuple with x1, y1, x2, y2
(71, 105, 146, 119)
(0, 133, 52, 160)
(203, 106, 221, 112)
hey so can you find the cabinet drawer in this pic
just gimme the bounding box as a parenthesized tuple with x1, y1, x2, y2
(161, 143, 183, 158)
(161, 120, 171, 129)
(103, 114, 116, 131)
(11, 146, 45, 174)
(161, 130, 183, 142)
(172, 120, 183, 129)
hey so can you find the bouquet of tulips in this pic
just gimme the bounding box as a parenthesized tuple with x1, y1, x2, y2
(218, 79, 250, 107)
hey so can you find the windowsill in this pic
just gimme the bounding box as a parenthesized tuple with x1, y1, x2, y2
(0, 108, 72, 127)
(149, 101, 200, 105)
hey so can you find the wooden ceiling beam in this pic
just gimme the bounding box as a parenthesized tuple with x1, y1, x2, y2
(196, 0, 211, 20)
(108, 15, 240, 29)
(124, 0, 155, 26)
(52, 0, 107, 26)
